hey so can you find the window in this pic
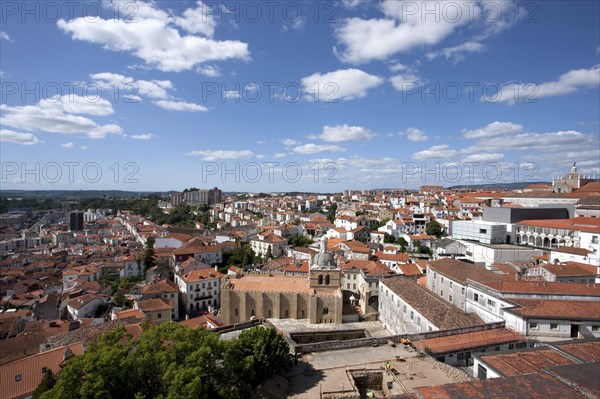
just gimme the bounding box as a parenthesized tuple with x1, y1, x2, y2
(323, 307, 329, 315)
(157, 313, 162, 319)
(403, 305, 407, 314)
(474, 293, 479, 302)
(449, 295, 453, 302)
(347, 283, 350, 289)
(251, 309, 255, 316)
(478, 365, 487, 379)
(487, 299, 495, 307)
(202, 283, 206, 288)
(353, 274, 357, 280)
(325, 275, 331, 285)
(529, 322, 539, 330)
(353, 284, 356, 290)
(441, 277, 444, 283)
(268, 309, 272, 317)
(494, 346, 501, 351)
(440, 290, 444, 297)
(15, 374, 21, 382)
(449, 281, 453, 289)
(550, 323, 559, 330)
(508, 344, 514, 350)
(592, 236, 599, 244)
(461, 287, 465, 294)
(479, 229, 487, 234)
(318, 275, 323, 285)
(235, 308, 238, 315)
(591, 326, 600, 332)
(410, 311, 414, 321)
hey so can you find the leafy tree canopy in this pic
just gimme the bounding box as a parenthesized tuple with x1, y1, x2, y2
(41, 323, 290, 399)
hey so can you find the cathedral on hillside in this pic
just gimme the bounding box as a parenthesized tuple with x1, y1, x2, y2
(220, 236, 343, 324)
(552, 163, 594, 193)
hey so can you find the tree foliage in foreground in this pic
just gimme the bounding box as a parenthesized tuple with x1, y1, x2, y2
(40, 323, 290, 399)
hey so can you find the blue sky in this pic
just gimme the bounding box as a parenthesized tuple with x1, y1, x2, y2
(1, 0, 599, 192)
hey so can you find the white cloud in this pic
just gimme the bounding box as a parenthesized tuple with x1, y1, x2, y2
(317, 124, 375, 142)
(281, 138, 300, 146)
(130, 134, 155, 140)
(274, 153, 288, 158)
(1, 95, 122, 139)
(153, 100, 208, 112)
(301, 69, 383, 101)
(481, 130, 597, 152)
(292, 144, 346, 154)
(390, 72, 421, 91)
(196, 64, 222, 77)
(400, 127, 428, 142)
(174, 1, 217, 37)
(413, 144, 458, 160)
(186, 149, 255, 160)
(57, 1, 249, 72)
(341, 0, 364, 9)
(488, 65, 600, 104)
(462, 153, 504, 163)
(91, 72, 173, 100)
(334, 0, 479, 63)
(0, 129, 39, 145)
(0, 31, 11, 42)
(61, 142, 74, 148)
(462, 121, 524, 138)
(426, 41, 486, 61)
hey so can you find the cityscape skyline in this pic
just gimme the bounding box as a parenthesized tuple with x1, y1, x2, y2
(1, 1, 599, 192)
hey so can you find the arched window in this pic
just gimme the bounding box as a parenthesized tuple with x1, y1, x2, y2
(325, 275, 331, 285)
(318, 275, 323, 285)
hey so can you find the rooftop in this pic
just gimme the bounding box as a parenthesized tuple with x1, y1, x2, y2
(479, 347, 576, 377)
(427, 259, 510, 284)
(415, 371, 588, 399)
(224, 275, 312, 294)
(382, 277, 483, 331)
(413, 328, 525, 355)
(504, 298, 600, 321)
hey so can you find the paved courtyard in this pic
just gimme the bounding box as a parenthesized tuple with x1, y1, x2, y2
(262, 343, 471, 398)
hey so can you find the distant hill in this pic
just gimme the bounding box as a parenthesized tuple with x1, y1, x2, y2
(446, 182, 551, 190)
(0, 190, 173, 199)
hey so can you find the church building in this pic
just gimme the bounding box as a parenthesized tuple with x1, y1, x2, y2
(220, 237, 343, 324)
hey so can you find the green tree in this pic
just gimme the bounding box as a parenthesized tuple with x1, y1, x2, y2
(231, 327, 290, 385)
(265, 246, 273, 261)
(33, 369, 56, 399)
(397, 237, 408, 247)
(41, 323, 289, 399)
(383, 233, 396, 244)
(326, 203, 338, 222)
(426, 220, 443, 238)
(143, 237, 156, 272)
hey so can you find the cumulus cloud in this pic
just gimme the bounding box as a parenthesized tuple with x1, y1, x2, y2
(462, 121, 524, 138)
(153, 100, 208, 112)
(0, 129, 39, 145)
(334, 0, 478, 63)
(91, 72, 173, 100)
(292, 144, 346, 154)
(487, 65, 600, 104)
(196, 64, 222, 77)
(61, 142, 74, 148)
(130, 134, 155, 140)
(426, 41, 487, 62)
(301, 69, 383, 101)
(400, 127, 428, 142)
(413, 144, 458, 160)
(57, 1, 249, 72)
(0, 95, 122, 139)
(186, 149, 254, 160)
(317, 124, 375, 142)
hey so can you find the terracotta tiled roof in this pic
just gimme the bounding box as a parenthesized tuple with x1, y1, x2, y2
(141, 279, 179, 294)
(480, 347, 576, 376)
(516, 217, 600, 233)
(427, 259, 510, 285)
(382, 277, 483, 330)
(413, 328, 525, 355)
(543, 262, 598, 277)
(226, 275, 312, 293)
(551, 246, 591, 256)
(504, 298, 600, 320)
(415, 372, 587, 399)
(476, 280, 600, 296)
(136, 298, 171, 312)
(555, 341, 600, 363)
(0, 343, 84, 399)
(180, 269, 224, 283)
